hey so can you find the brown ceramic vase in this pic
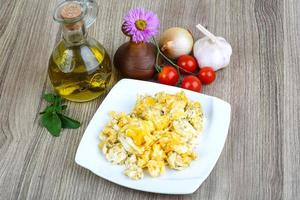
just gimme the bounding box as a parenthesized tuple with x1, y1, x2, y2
(113, 41, 157, 80)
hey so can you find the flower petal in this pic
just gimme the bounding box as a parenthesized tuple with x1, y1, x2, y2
(122, 8, 160, 43)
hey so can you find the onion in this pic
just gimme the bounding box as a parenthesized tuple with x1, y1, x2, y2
(159, 27, 194, 59)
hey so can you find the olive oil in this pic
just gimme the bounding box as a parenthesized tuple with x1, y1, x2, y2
(48, 38, 112, 102)
(49, 0, 114, 102)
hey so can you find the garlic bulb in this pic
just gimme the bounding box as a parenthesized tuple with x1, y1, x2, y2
(193, 24, 232, 71)
(159, 27, 194, 59)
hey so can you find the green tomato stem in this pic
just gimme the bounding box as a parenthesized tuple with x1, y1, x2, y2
(152, 37, 198, 76)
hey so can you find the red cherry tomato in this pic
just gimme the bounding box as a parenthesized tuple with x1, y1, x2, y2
(198, 67, 216, 85)
(177, 55, 198, 74)
(181, 75, 202, 92)
(158, 66, 179, 86)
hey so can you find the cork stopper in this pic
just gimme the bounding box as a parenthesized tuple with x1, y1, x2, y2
(61, 3, 82, 19)
(60, 2, 83, 30)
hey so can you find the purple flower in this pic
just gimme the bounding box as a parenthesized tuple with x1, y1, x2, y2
(122, 8, 159, 43)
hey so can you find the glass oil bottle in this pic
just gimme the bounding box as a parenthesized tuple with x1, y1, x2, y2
(48, 0, 114, 102)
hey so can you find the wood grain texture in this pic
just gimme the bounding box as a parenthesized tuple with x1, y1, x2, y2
(283, 0, 300, 199)
(0, 0, 299, 199)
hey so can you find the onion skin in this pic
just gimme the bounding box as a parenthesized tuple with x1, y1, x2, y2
(159, 27, 194, 59)
(113, 42, 156, 80)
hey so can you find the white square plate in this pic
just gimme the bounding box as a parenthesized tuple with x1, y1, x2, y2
(75, 79, 231, 194)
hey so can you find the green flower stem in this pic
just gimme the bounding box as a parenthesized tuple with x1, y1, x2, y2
(155, 48, 161, 72)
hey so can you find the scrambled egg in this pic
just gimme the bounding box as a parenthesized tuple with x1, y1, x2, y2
(99, 92, 204, 180)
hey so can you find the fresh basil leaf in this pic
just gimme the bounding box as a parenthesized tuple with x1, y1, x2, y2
(43, 94, 56, 103)
(54, 96, 63, 106)
(53, 105, 67, 113)
(40, 93, 81, 136)
(61, 105, 67, 110)
(40, 106, 56, 114)
(41, 112, 62, 137)
(58, 114, 80, 129)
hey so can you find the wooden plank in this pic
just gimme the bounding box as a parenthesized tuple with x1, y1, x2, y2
(283, 0, 300, 199)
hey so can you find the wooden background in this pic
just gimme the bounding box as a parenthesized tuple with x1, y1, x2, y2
(0, 0, 299, 199)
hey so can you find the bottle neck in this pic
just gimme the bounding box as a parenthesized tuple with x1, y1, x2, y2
(62, 22, 87, 46)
